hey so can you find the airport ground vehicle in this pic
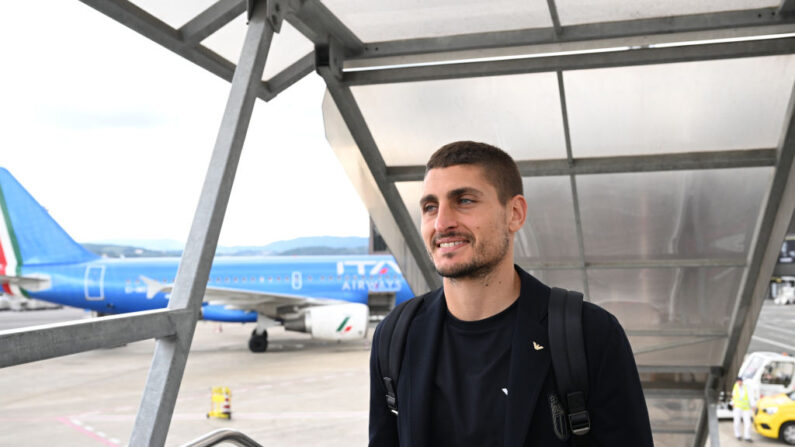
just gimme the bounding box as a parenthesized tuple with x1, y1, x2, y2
(754, 391, 795, 444)
(718, 352, 795, 419)
(775, 276, 795, 304)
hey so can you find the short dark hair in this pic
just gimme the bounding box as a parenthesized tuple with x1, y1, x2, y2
(425, 141, 523, 204)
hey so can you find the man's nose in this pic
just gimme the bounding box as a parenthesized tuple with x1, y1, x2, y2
(434, 202, 457, 232)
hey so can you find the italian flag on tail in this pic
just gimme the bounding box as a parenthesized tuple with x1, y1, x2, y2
(0, 180, 24, 297)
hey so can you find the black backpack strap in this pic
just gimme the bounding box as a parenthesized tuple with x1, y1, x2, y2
(548, 287, 590, 443)
(378, 296, 425, 415)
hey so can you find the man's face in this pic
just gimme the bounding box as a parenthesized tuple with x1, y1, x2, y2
(420, 165, 515, 279)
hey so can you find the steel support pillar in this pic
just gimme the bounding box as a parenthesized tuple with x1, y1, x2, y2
(128, 2, 275, 445)
(722, 80, 795, 389)
(706, 387, 721, 447)
(318, 46, 440, 294)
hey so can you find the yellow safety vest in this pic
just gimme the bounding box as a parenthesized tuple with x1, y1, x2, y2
(732, 382, 751, 410)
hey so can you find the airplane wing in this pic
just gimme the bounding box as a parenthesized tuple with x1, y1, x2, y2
(0, 274, 51, 292)
(140, 275, 340, 318)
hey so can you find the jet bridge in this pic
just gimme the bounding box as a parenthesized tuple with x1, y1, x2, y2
(3, 0, 795, 445)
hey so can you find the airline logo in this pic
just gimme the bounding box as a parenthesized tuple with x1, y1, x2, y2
(336, 316, 353, 333)
(0, 183, 23, 296)
(337, 259, 403, 292)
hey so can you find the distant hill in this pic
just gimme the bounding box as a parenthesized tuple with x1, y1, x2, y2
(83, 236, 369, 258)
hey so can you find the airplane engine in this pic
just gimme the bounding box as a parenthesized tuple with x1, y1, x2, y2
(283, 303, 369, 340)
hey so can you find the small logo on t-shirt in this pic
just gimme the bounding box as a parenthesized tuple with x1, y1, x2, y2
(532, 341, 544, 351)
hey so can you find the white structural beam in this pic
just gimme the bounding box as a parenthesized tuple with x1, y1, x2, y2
(344, 37, 795, 86)
(0, 309, 192, 368)
(129, 2, 275, 445)
(721, 81, 795, 391)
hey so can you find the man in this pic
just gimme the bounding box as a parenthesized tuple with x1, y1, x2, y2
(369, 141, 653, 446)
(732, 377, 754, 442)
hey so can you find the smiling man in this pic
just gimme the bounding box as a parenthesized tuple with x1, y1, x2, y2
(369, 141, 653, 446)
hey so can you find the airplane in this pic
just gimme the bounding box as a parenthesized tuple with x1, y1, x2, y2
(0, 167, 413, 352)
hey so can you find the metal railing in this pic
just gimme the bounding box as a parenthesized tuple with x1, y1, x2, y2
(180, 429, 263, 447)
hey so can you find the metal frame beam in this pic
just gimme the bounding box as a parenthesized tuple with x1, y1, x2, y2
(385, 148, 777, 182)
(344, 37, 795, 86)
(350, 8, 795, 62)
(283, 0, 362, 53)
(721, 80, 795, 392)
(179, 0, 246, 47)
(0, 309, 192, 368)
(78, 0, 304, 102)
(516, 257, 746, 270)
(129, 2, 275, 445)
(555, 71, 590, 299)
(318, 51, 440, 294)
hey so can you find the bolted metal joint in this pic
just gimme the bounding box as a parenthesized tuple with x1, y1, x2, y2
(247, 0, 285, 32)
(315, 39, 343, 81)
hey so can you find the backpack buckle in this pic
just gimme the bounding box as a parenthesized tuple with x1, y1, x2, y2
(384, 377, 398, 415)
(568, 410, 591, 435)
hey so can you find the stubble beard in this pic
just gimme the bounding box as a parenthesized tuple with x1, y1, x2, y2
(432, 231, 511, 280)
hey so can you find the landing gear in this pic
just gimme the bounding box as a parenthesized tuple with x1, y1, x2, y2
(248, 329, 268, 353)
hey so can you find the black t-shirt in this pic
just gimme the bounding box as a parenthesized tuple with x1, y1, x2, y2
(429, 299, 518, 446)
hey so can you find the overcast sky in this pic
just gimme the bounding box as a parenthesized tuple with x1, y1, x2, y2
(0, 1, 371, 247)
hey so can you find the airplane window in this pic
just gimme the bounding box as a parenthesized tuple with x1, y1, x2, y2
(233, 277, 238, 283)
(268, 277, 273, 282)
(259, 276, 264, 283)
(353, 275, 358, 280)
(135, 279, 140, 285)
(225, 277, 230, 283)
(216, 277, 221, 283)
(125, 279, 131, 284)
(307, 276, 313, 281)
(241, 277, 246, 283)
(338, 275, 342, 281)
(345, 275, 350, 281)
(251, 277, 256, 282)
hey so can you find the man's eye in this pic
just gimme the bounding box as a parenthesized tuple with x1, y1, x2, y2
(422, 204, 437, 213)
(459, 198, 474, 204)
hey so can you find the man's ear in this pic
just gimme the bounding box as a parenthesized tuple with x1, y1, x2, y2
(508, 194, 527, 233)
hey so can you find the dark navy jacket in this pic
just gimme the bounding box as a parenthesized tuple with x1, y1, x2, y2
(369, 267, 654, 446)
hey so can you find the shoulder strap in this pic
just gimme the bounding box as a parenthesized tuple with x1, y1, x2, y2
(378, 296, 425, 415)
(548, 287, 590, 443)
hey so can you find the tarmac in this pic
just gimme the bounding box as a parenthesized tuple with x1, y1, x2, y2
(0, 305, 793, 446)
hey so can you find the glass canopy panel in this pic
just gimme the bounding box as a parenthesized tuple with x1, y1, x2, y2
(646, 396, 702, 432)
(201, 16, 314, 81)
(564, 56, 795, 157)
(588, 267, 744, 332)
(630, 335, 727, 366)
(652, 433, 695, 447)
(129, 0, 218, 28)
(351, 74, 568, 166)
(322, 0, 552, 42)
(577, 168, 773, 261)
(395, 176, 579, 264)
(526, 269, 585, 293)
(555, 0, 778, 26)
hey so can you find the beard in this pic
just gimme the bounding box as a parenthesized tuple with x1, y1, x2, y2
(432, 230, 511, 280)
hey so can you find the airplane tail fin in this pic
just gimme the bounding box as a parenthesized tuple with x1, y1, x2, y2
(0, 168, 98, 272)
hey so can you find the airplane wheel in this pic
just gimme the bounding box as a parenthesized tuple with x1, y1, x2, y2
(248, 330, 268, 353)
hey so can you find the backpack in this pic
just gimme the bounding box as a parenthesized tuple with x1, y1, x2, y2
(376, 287, 591, 444)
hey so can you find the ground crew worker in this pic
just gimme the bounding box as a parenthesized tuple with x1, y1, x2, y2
(732, 377, 754, 442)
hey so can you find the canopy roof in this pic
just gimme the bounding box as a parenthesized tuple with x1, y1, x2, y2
(76, 0, 795, 445)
